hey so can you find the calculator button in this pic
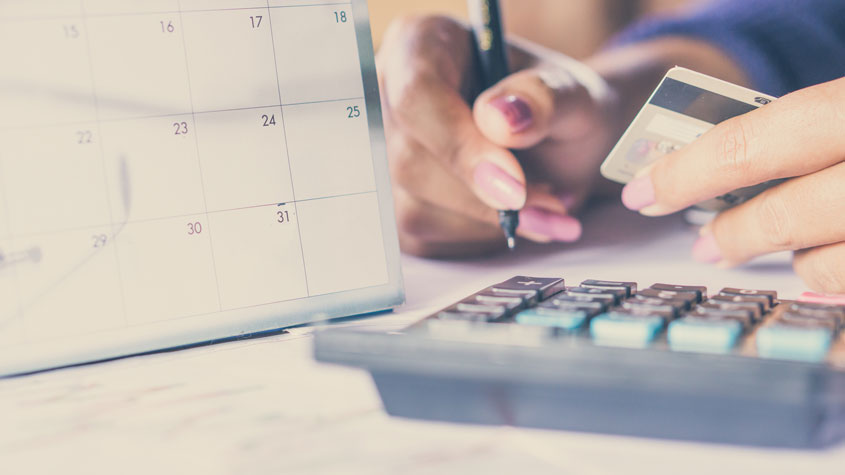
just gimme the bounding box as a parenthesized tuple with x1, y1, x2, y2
(698, 301, 762, 322)
(788, 302, 845, 324)
(580, 280, 637, 297)
(622, 297, 682, 320)
(667, 317, 743, 354)
(777, 312, 839, 331)
(590, 312, 664, 348)
(490, 277, 565, 304)
(630, 295, 689, 312)
(756, 325, 833, 363)
(638, 288, 697, 309)
(515, 308, 588, 331)
(710, 294, 770, 312)
(719, 288, 778, 307)
(687, 307, 753, 329)
(650, 283, 707, 302)
(552, 294, 612, 310)
(566, 287, 625, 305)
(438, 304, 507, 322)
(616, 304, 675, 321)
(539, 299, 605, 317)
(469, 294, 525, 312)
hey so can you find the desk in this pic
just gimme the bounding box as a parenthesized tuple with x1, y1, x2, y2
(3, 203, 844, 474)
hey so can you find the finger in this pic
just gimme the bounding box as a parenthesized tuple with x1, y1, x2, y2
(389, 131, 570, 220)
(691, 162, 845, 265)
(473, 61, 610, 150)
(793, 242, 845, 295)
(394, 180, 581, 252)
(622, 77, 845, 216)
(380, 17, 527, 210)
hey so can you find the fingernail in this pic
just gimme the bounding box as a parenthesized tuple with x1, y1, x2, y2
(489, 95, 533, 133)
(519, 207, 583, 242)
(692, 233, 723, 264)
(621, 175, 656, 211)
(556, 192, 578, 211)
(473, 162, 526, 210)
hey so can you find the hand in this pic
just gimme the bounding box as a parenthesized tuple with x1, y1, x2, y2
(378, 16, 623, 257)
(621, 77, 845, 293)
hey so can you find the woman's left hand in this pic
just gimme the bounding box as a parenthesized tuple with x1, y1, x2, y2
(621, 76, 845, 294)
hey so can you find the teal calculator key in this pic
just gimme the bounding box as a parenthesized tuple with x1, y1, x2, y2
(515, 308, 587, 331)
(756, 325, 833, 363)
(589, 312, 664, 348)
(667, 317, 743, 354)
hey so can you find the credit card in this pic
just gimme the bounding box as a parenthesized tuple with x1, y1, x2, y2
(600, 67, 781, 212)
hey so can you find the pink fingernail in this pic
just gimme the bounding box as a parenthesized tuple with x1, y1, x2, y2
(489, 95, 533, 133)
(473, 162, 526, 210)
(621, 175, 656, 211)
(519, 207, 583, 242)
(798, 292, 845, 305)
(692, 233, 723, 264)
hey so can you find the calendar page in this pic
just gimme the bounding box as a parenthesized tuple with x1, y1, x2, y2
(0, 0, 403, 375)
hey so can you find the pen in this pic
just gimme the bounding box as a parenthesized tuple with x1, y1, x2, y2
(468, 0, 520, 250)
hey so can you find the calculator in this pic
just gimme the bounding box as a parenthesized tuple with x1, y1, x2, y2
(314, 277, 845, 448)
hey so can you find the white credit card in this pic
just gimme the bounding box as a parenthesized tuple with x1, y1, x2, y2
(600, 67, 781, 212)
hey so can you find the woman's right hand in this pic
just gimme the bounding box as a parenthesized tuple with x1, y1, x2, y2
(378, 16, 626, 257)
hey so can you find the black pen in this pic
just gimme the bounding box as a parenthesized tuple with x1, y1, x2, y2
(468, 0, 520, 250)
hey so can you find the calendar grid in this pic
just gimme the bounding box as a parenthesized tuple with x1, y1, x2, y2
(78, 0, 130, 326)
(175, 0, 224, 312)
(0, 0, 391, 341)
(265, 0, 312, 298)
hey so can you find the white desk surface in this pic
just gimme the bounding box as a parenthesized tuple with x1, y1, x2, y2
(3, 202, 844, 474)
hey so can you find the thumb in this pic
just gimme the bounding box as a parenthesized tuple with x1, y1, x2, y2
(473, 64, 608, 150)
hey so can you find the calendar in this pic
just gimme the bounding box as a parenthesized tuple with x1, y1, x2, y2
(0, 0, 403, 375)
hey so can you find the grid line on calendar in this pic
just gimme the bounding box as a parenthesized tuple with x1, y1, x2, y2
(175, 0, 224, 312)
(0, 0, 390, 342)
(0, 2, 354, 24)
(0, 97, 366, 133)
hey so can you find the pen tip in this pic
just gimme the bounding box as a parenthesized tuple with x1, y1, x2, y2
(507, 237, 516, 250)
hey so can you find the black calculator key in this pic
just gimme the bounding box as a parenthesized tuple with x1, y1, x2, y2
(622, 297, 680, 319)
(438, 304, 507, 322)
(630, 295, 689, 312)
(719, 288, 778, 307)
(687, 307, 753, 328)
(788, 302, 845, 323)
(581, 280, 637, 297)
(566, 286, 625, 304)
(778, 312, 839, 331)
(638, 288, 697, 309)
(650, 283, 707, 302)
(556, 292, 616, 307)
(699, 301, 762, 322)
(710, 294, 770, 313)
(490, 277, 565, 304)
(470, 294, 525, 312)
(615, 305, 675, 322)
(539, 299, 605, 317)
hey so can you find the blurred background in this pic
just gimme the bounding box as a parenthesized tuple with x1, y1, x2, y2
(369, 0, 702, 58)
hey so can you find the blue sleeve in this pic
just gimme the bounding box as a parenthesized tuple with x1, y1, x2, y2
(613, 0, 845, 97)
